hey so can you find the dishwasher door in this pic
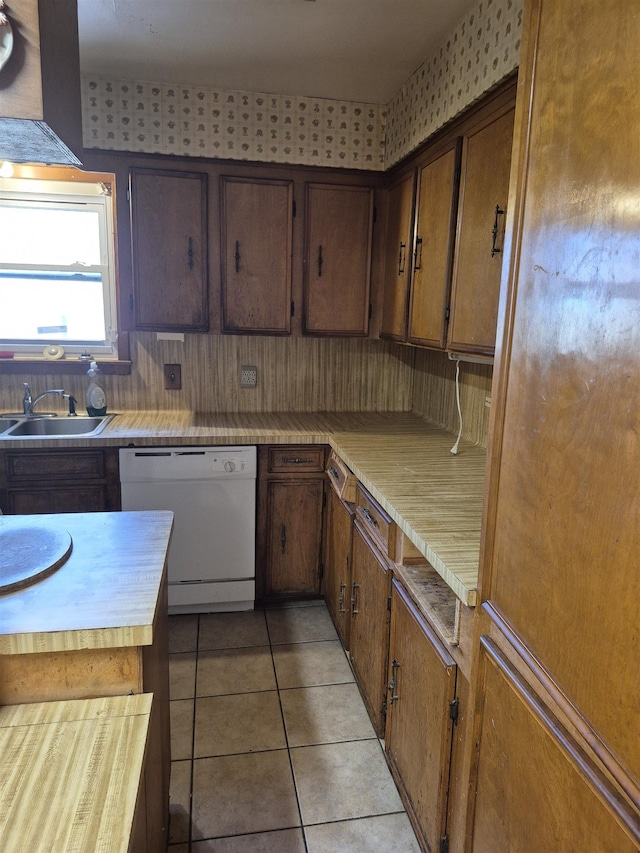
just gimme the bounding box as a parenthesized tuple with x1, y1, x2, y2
(119, 446, 256, 613)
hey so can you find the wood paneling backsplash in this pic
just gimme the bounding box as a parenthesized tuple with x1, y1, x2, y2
(0, 338, 491, 446)
(0, 334, 415, 415)
(411, 349, 493, 448)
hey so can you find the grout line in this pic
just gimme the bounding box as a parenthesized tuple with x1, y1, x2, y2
(266, 611, 310, 853)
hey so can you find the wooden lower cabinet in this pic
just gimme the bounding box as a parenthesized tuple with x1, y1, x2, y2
(323, 485, 355, 648)
(257, 445, 327, 603)
(385, 581, 458, 853)
(470, 638, 638, 853)
(0, 447, 121, 514)
(348, 518, 393, 736)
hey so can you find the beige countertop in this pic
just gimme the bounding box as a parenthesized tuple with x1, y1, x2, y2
(0, 410, 486, 605)
(0, 694, 151, 853)
(0, 510, 173, 655)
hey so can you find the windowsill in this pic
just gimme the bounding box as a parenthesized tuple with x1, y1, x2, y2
(0, 359, 131, 375)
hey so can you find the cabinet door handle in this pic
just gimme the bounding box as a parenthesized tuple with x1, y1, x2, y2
(328, 466, 339, 479)
(491, 205, 505, 257)
(351, 582, 360, 616)
(187, 236, 194, 270)
(413, 236, 423, 271)
(338, 581, 346, 615)
(361, 507, 378, 528)
(398, 241, 406, 275)
(388, 658, 400, 704)
(282, 457, 313, 465)
(317, 245, 323, 277)
(280, 523, 287, 553)
(235, 240, 241, 272)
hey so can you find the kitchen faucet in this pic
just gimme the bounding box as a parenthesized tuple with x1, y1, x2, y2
(22, 383, 76, 417)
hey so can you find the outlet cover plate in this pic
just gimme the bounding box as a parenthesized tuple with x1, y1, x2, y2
(240, 365, 257, 388)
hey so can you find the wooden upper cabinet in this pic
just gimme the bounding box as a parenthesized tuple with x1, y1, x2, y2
(380, 172, 416, 341)
(408, 140, 461, 348)
(303, 183, 374, 336)
(129, 168, 208, 331)
(221, 176, 293, 334)
(447, 106, 515, 354)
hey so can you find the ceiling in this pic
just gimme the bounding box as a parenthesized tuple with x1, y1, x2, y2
(76, 0, 473, 105)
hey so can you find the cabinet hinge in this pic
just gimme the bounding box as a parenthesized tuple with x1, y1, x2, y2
(445, 305, 450, 321)
(449, 697, 459, 724)
(381, 698, 387, 718)
(291, 301, 295, 317)
(293, 199, 297, 218)
(440, 835, 449, 853)
(126, 187, 131, 203)
(387, 595, 392, 612)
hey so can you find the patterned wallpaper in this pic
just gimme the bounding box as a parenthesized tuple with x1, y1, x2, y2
(385, 0, 523, 166)
(80, 0, 522, 171)
(81, 79, 386, 170)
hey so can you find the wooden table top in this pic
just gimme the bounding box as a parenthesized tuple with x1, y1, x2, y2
(0, 694, 151, 853)
(0, 410, 485, 604)
(0, 510, 173, 655)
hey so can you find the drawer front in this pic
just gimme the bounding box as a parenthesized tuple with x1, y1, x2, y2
(326, 451, 357, 503)
(267, 445, 326, 474)
(6, 450, 106, 482)
(356, 482, 396, 557)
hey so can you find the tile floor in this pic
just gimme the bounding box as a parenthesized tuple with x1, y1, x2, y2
(167, 601, 421, 852)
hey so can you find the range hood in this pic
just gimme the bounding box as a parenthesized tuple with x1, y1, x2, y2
(0, 0, 83, 166)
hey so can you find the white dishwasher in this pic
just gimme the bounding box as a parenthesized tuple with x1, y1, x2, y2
(119, 446, 256, 613)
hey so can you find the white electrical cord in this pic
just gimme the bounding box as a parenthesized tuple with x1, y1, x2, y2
(450, 358, 463, 455)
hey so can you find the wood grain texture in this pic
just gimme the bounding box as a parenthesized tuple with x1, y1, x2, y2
(0, 334, 415, 415)
(0, 411, 484, 604)
(0, 510, 172, 654)
(482, 0, 640, 794)
(0, 695, 151, 853)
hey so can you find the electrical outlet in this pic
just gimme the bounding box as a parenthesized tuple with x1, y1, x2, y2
(485, 395, 492, 408)
(240, 365, 257, 388)
(164, 363, 182, 390)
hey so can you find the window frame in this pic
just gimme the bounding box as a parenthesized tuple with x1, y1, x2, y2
(0, 170, 121, 362)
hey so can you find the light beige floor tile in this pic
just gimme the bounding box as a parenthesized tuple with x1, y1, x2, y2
(291, 739, 403, 825)
(191, 828, 305, 852)
(197, 647, 276, 696)
(169, 759, 191, 844)
(272, 640, 354, 689)
(267, 605, 338, 644)
(195, 691, 286, 757)
(199, 610, 269, 650)
(192, 751, 300, 840)
(280, 683, 375, 746)
(170, 652, 197, 700)
(304, 813, 421, 853)
(169, 614, 199, 653)
(170, 699, 194, 761)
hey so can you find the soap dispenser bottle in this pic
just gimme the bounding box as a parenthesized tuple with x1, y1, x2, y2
(86, 361, 107, 416)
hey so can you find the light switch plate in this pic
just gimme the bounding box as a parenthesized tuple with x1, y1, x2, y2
(164, 363, 182, 390)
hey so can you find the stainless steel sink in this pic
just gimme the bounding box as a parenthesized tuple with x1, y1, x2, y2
(0, 417, 20, 433)
(3, 414, 116, 437)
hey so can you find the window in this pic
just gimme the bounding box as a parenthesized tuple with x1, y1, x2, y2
(0, 175, 118, 358)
